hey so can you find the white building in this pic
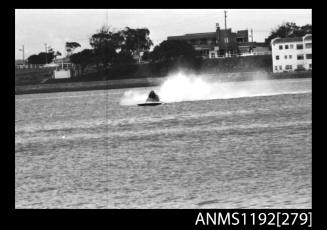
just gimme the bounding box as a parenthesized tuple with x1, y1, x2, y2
(53, 69, 71, 79)
(271, 34, 312, 73)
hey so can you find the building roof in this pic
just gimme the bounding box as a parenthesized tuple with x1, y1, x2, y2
(304, 34, 312, 40)
(272, 34, 312, 44)
(168, 32, 216, 40)
(167, 28, 250, 41)
(272, 37, 303, 44)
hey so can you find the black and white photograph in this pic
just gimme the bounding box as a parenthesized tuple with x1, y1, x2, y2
(15, 9, 312, 210)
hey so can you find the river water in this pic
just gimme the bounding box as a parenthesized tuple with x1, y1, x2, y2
(15, 78, 312, 208)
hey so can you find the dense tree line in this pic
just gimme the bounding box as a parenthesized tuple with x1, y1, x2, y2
(25, 24, 202, 79)
(26, 25, 199, 79)
(70, 26, 153, 78)
(265, 22, 312, 45)
(148, 40, 202, 75)
(27, 50, 61, 65)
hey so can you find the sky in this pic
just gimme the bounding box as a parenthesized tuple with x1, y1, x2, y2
(15, 9, 312, 60)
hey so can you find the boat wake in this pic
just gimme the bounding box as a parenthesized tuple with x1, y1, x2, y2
(120, 71, 311, 105)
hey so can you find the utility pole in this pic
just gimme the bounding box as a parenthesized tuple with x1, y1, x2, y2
(224, 10, 227, 30)
(22, 45, 25, 63)
(45, 43, 48, 64)
(224, 10, 228, 57)
(19, 45, 25, 64)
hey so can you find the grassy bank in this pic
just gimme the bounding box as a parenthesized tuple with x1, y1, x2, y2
(15, 77, 165, 95)
(15, 67, 55, 85)
(15, 71, 311, 95)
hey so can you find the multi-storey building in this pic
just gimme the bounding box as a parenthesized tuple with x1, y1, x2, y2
(271, 34, 312, 73)
(167, 23, 258, 59)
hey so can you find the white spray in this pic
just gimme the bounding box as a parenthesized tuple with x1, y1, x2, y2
(120, 70, 310, 105)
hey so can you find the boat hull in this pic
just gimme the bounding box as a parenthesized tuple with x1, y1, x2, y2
(137, 102, 162, 106)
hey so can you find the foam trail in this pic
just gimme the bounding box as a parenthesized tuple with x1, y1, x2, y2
(120, 90, 149, 105)
(158, 73, 212, 103)
(120, 71, 311, 105)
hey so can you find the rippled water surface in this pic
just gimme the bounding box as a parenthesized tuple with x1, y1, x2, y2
(15, 78, 312, 208)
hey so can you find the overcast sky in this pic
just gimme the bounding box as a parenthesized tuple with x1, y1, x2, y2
(15, 9, 311, 60)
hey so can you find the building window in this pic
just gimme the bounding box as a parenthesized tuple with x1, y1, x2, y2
(306, 54, 312, 59)
(224, 37, 229, 43)
(279, 65, 282, 70)
(276, 55, 279, 60)
(289, 55, 292, 59)
(305, 43, 312, 48)
(275, 66, 278, 70)
(309, 64, 312, 69)
(290, 44, 294, 49)
(201, 50, 209, 55)
(297, 54, 304, 60)
(279, 45, 283, 50)
(285, 45, 289, 49)
(285, 65, 292, 70)
(284, 55, 287, 59)
(210, 53, 215, 58)
(297, 44, 303, 49)
(297, 64, 304, 70)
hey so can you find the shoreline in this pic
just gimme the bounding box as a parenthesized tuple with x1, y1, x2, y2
(15, 71, 311, 95)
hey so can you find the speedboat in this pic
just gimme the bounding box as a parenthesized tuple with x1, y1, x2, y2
(138, 90, 162, 106)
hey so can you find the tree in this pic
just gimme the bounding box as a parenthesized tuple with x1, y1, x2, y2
(150, 40, 198, 63)
(70, 49, 94, 77)
(265, 22, 312, 45)
(114, 50, 135, 65)
(142, 51, 150, 61)
(88, 25, 153, 79)
(121, 27, 153, 57)
(27, 54, 40, 65)
(65, 42, 81, 56)
(149, 40, 200, 75)
(301, 24, 312, 35)
(90, 26, 123, 52)
(47, 48, 62, 61)
(27, 52, 55, 64)
(89, 26, 122, 77)
(108, 50, 137, 78)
